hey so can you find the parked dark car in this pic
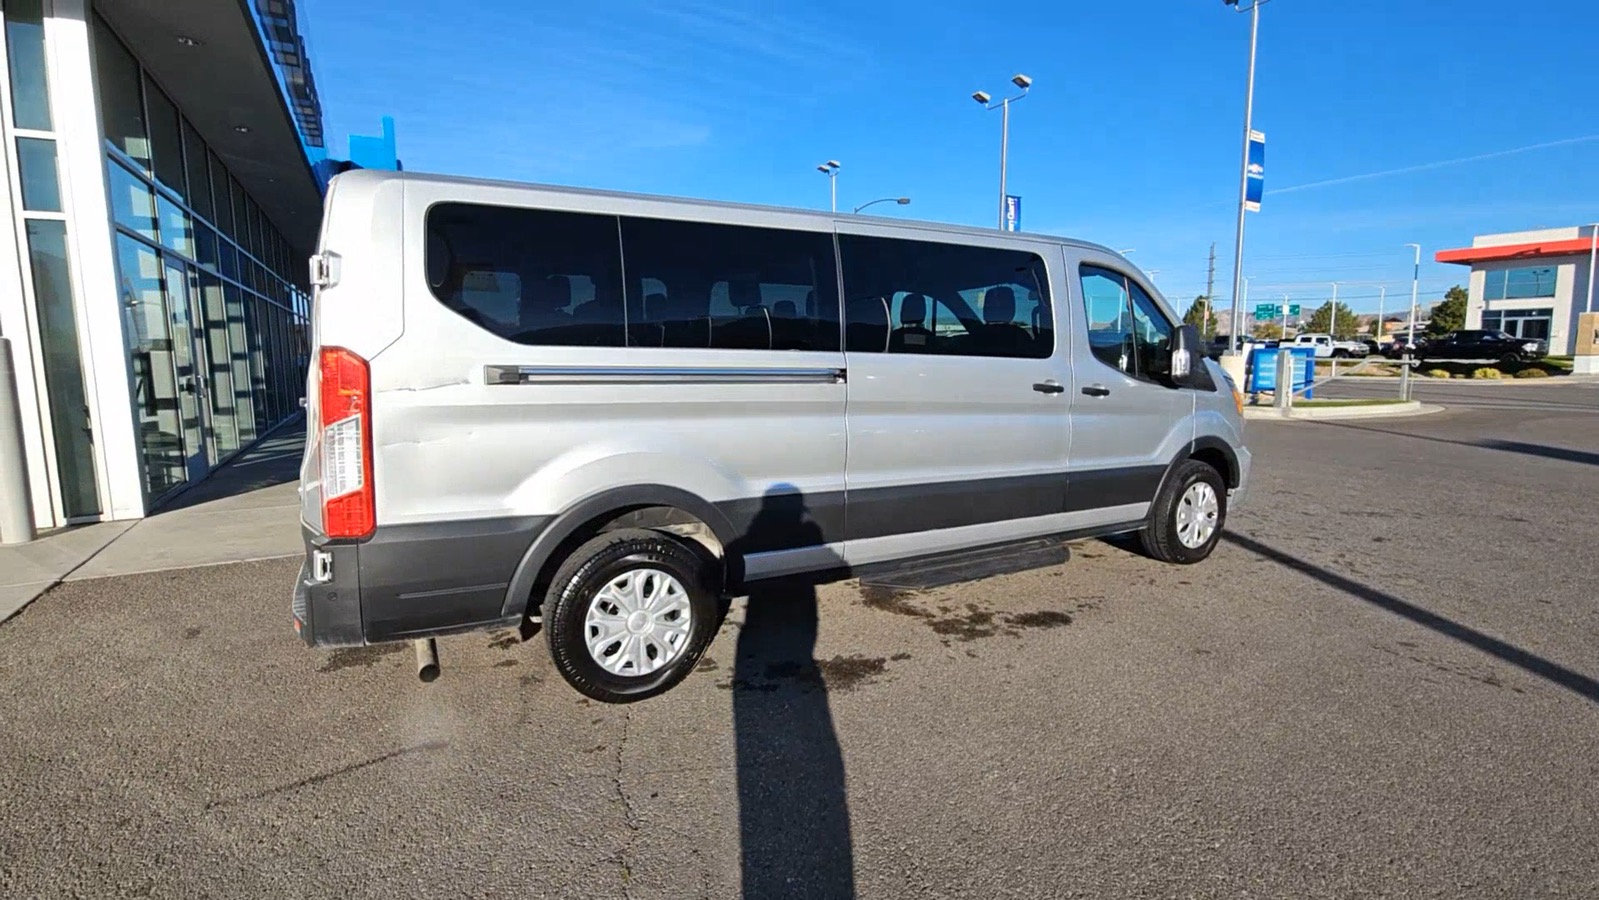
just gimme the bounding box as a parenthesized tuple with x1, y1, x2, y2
(1384, 334, 1428, 359)
(1414, 330, 1546, 364)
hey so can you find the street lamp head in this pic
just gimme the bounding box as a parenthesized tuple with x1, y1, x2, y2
(895, 197, 910, 205)
(1011, 74, 1032, 90)
(971, 90, 991, 105)
(825, 160, 840, 170)
(816, 164, 830, 174)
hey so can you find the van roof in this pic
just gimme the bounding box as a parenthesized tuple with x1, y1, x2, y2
(330, 168, 1125, 260)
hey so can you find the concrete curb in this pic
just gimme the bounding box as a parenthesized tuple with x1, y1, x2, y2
(1244, 401, 1444, 421)
(1326, 373, 1599, 388)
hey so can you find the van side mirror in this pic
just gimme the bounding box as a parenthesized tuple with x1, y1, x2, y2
(1169, 324, 1203, 386)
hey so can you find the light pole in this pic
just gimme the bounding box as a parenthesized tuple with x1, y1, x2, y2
(1376, 285, 1386, 345)
(853, 197, 911, 214)
(1329, 282, 1340, 337)
(1404, 243, 1421, 346)
(816, 160, 840, 212)
(1586, 223, 1597, 314)
(972, 74, 1032, 230)
(1223, 0, 1263, 362)
(1238, 275, 1251, 346)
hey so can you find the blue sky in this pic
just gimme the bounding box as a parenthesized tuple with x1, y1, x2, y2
(299, 0, 1599, 317)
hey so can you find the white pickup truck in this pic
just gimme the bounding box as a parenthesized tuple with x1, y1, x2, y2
(1289, 332, 1369, 359)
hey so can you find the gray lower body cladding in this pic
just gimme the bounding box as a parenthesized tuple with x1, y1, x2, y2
(293, 465, 1171, 646)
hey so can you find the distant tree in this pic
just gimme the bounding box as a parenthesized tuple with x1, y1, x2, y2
(1251, 321, 1286, 340)
(1182, 295, 1218, 336)
(1427, 285, 1468, 336)
(1303, 301, 1360, 339)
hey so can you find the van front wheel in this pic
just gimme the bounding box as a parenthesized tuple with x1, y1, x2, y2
(543, 529, 718, 703)
(1140, 460, 1227, 564)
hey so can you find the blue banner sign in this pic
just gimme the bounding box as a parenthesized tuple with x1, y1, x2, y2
(1004, 194, 1021, 232)
(1247, 346, 1315, 396)
(1244, 130, 1265, 213)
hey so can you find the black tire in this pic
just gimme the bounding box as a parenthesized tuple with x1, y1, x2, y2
(1499, 353, 1521, 366)
(1140, 460, 1228, 565)
(1332, 349, 1348, 359)
(542, 528, 719, 703)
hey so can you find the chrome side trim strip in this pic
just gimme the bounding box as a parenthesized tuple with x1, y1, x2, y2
(485, 365, 846, 385)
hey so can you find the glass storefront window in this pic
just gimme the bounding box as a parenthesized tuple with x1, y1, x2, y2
(182, 119, 212, 221)
(208, 149, 231, 238)
(144, 75, 185, 200)
(93, 16, 148, 168)
(243, 295, 269, 432)
(25, 220, 101, 518)
(17, 137, 62, 212)
(194, 223, 218, 272)
(157, 194, 193, 258)
(115, 234, 186, 497)
(197, 274, 239, 456)
(223, 282, 257, 444)
(108, 160, 158, 240)
(242, 196, 260, 258)
(229, 176, 247, 249)
(218, 239, 238, 281)
(5, 0, 52, 130)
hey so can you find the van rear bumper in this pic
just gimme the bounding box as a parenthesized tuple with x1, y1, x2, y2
(292, 518, 545, 646)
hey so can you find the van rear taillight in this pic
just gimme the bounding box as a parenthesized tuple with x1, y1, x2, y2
(318, 347, 374, 539)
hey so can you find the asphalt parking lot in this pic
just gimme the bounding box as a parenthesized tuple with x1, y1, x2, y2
(3, 381, 1597, 899)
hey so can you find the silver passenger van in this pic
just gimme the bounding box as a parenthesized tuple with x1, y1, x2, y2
(294, 170, 1251, 702)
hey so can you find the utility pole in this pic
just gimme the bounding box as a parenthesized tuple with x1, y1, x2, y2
(1203, 242, 1217, 336)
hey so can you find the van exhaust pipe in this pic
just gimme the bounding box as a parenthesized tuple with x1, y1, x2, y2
(413, 638, 439, 682)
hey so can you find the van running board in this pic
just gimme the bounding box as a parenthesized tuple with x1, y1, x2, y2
(859, 538, 1070, 592)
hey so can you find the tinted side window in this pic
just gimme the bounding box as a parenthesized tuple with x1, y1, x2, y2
(620, 217, 840, 351)
(839, 234, 1052, 358)
(425, 203, 626, 346)
(1079, 266, 1174, 382)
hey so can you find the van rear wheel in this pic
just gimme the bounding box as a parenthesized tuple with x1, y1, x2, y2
(542, 529, 718, 703)
(1140, 460, 1227, 564)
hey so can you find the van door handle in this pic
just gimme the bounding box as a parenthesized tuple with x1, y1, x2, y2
(1032, 381, 1065, 394)
(1081, 384, 1111, 397)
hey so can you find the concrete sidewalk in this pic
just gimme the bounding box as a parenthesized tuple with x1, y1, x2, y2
(1, 421, 304, 623)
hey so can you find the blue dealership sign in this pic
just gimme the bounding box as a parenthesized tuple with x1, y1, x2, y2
(1247, 345, 1315, 396)
(1004, 194, 1021, 232)
(1244, 130, 1265, 212)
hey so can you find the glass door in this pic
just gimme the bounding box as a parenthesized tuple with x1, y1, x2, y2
(162, 258, 213, 481)
(117, 234, 186, 498)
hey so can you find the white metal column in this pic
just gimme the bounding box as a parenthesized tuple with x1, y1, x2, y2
(47, 0, 144, 520)
(0, 0, 61, 528)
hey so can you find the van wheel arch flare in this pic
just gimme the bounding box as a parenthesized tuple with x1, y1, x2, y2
(501, 485, 739, 623)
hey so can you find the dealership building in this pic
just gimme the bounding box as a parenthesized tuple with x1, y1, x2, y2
(1, 0, 388, 534)
(1435, 225, 1598, 355)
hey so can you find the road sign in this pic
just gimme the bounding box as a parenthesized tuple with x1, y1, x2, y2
(1253, 303, 1279, 320)
(1287, 303, 1301, 316)
(1244, 130, 1265, 213)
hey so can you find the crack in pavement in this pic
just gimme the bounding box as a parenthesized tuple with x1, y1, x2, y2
(205, 740, 449, 810)
(613, 709, 640, 897)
